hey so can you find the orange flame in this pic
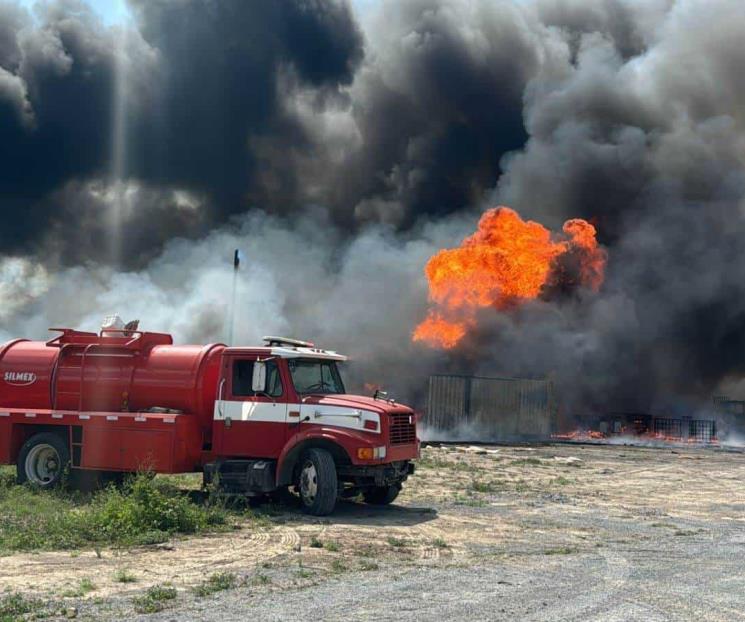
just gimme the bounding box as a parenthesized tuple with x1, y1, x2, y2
(411, 314, 469, 349)
(413, 207, 606, 349)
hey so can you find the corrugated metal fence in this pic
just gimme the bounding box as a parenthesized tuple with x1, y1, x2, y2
(425, 374, 556, 440)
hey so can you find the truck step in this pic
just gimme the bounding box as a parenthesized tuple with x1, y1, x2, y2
(203, 459, 277, 495)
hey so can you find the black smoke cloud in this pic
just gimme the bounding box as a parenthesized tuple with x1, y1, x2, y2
(284, 0, 541, 228)
(0, 0, 364, 265)
(1, 0, 540, 265)
(3, 0, 745, 417)
(485, 0, 745, 413)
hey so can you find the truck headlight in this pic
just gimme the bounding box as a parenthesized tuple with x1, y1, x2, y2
(357, 446, 386, 460)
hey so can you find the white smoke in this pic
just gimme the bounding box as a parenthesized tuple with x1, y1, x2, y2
(0, 205, 475, 401)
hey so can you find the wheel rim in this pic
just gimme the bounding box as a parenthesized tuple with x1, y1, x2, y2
(299, 460, 318, 505)
(25, 444, 61, 485)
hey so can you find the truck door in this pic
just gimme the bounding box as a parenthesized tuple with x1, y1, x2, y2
(214, 356, 288, 458)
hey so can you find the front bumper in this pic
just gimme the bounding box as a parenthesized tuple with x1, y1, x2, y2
(337, 460, 415, 487)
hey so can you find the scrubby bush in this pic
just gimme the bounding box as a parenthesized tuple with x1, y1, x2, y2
(132, 584, 178, 613)
(89, 475, 226, 544)
(0, 470, 230, 553)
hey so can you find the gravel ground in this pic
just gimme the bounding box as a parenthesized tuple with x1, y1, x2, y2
(8, 443, 745, 621)
(133, 499, 745, 622)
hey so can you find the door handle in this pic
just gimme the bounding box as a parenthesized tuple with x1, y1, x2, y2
(217, 378, 226, 419)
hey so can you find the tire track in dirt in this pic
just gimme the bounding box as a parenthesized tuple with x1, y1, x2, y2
(0, 524, 304, 597)
(522, 550, 632, 622)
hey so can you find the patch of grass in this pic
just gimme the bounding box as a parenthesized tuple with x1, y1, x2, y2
(114, 568, 137, 584)
(453, 496, 487, 507)
(192, 572, 238, 598)
(552, 477, 571, 486)
(415, 456, 478, 472)
(544, 547, 577, 555)
(0, 472, 232, 554)
(324, 540, 340, 552)
(252, 574, 271, 586)
(470, 480, 503, 494)
(354, 545, 377, 557)
(0, 467, 15, 489)
(132, 585, 177, 614)
(62, 577, 97, 598)
(330, 559, 347, 573)
(431, 537, 449, 549)
(359, 559, 379, 571)
(0, 593, 44, 622)
(387, 536, 408, 548)
(309, 536, 323, 548)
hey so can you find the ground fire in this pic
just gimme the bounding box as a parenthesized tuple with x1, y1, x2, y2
(412, 206, 606, 348)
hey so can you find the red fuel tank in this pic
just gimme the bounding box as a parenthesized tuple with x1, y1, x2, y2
(0, 330, 225, 443)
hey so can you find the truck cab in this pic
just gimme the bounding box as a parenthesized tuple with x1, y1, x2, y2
(207, 337, 418, 514)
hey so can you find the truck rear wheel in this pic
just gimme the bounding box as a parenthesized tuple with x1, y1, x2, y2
(17, 432, 70, 489)
(363, 483, 401, 505)
(297, 449, 337, 516)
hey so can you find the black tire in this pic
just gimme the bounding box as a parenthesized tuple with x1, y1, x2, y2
(297, 449, 338, 516)
(17, 432, 70, 489)
(363, 483, 401, 505)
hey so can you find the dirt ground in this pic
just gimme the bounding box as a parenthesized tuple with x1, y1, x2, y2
(4, 442, 745, 621)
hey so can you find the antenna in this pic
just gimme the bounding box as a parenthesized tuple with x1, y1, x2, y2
(226, 249, 241, 345)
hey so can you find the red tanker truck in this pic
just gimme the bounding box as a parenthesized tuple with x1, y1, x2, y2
(0, 324, 418, 515)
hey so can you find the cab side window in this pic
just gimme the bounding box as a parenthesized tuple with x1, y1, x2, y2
(232, 359, 283, 397)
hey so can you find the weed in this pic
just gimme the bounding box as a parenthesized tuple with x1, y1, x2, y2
(552, 477, 571, 486)
(114, 568, 137, 584)
(192, 572, 237, 598)
(132, 585, 177, 614)
(359, 559, 379, 571)
(431, 537, 449, 549)
(387, 536, 408, 548)
(0, 593, 43, 622)
(324, 541, 340, 552)
(470, 480, 503, 494)
(309, 537, 323, 548)
(62, 578, 97, 598)
(331, 559, 347, 573)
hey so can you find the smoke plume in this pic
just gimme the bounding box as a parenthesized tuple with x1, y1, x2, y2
(3, 0, 745, 415)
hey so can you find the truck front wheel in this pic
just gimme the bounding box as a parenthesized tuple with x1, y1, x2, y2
(363, 483, 401, 505)
(17, 432, 70, 489)
(297, 449, 338, 516)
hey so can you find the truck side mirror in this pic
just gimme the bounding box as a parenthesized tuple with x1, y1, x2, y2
(251, 361, 267, 393)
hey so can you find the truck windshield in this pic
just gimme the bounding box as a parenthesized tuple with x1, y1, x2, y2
(288, 359, 346, 395)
